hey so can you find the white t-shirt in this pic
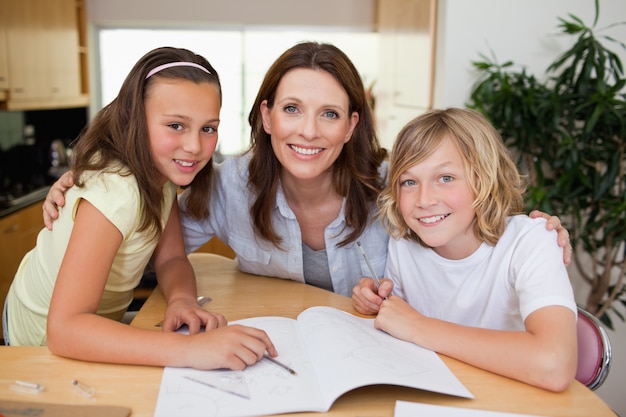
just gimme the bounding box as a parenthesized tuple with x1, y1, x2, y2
(386, 215, 577, 330)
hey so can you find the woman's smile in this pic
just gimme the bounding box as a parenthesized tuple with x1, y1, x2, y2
(289, 144, 324, 156)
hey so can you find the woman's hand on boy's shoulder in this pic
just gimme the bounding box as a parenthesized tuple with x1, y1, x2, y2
(529, 210, 572, 265)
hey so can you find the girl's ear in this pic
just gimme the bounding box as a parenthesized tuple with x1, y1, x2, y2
(260, 100, 271, 134)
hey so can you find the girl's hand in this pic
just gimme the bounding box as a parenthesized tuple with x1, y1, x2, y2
(188, 324, 278, 370)
(529, 210, 572, 265)
(43, 171, 74, 230)
(352, 277, 394, 315)
(161, 298, 226, 334)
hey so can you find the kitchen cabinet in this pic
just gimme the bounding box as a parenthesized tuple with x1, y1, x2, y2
(0, 200, 43, 342)
(0, 0, 8, 101)
(0, 0, 88, 111)
(0, 22, 8, 100)
(375, 0, 437, 148)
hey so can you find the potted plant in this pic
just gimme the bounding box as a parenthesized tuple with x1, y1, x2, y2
(468, 1, 626, 329)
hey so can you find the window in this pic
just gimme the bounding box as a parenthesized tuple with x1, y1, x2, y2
(98, 29, 379, 154)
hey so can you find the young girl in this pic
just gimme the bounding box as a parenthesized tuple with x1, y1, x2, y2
(352, 108, 577, 392)
(4, 47, 276, 370)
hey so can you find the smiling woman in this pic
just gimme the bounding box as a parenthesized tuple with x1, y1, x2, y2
(163, 42, 389, 298)
(260, 68, 359, 190)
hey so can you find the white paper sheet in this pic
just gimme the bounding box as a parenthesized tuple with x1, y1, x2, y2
(394, 401, 548, 417)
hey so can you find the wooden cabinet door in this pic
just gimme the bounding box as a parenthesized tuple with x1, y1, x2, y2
(4, 0, 48, 102)
(0, 202, 44, 341)
(2, 0, 84, 108)
(391, 0, 437, 109)
(0, 0, 9, 95)
(0, 29, 8, 93)
(379, 0, 437, 110)
(46, 0, 81, 99)
(376, 0, 437, 149)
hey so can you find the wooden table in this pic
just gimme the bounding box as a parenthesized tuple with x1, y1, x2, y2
(0, 253, 616, 417)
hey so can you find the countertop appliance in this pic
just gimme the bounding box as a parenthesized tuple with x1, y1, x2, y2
(0, 140, 68, 212)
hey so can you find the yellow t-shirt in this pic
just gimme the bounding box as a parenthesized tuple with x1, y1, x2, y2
(6, 170, 176, 346)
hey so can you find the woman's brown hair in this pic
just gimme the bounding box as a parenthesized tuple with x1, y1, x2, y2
(70, 46, 221, 237)
(247, 41, 387, 247)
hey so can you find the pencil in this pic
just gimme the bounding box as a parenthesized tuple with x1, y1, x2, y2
(357, 241, 382, 288)
(263, 354, 297, 375)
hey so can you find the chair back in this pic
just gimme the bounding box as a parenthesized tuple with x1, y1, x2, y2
(575, 306, 612, 390)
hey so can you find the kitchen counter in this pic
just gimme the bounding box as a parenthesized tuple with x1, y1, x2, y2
(0, 186, 49, 218)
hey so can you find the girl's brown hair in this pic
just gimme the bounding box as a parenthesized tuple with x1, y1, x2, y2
(379, 108, 525, 245)
(247, 41, 387, 247)
(71, 47, 221, 237)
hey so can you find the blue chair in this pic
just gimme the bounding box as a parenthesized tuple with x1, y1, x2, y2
(575, 306, 612, 390)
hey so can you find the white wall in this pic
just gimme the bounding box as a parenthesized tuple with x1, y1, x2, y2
(434, 0, 626, 108)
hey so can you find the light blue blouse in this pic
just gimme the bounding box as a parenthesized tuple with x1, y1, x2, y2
(179, 154, 389, 296)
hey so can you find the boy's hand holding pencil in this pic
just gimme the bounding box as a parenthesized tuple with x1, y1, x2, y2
(351, 277, 394, 315)
(352, 242, 394, 315)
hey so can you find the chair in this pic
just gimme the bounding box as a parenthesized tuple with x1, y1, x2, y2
(575, 306, 612, 390)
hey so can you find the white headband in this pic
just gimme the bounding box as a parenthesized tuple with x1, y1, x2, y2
(146, 62, 211, 79)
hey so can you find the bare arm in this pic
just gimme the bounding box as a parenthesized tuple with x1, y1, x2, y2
(46, 199, 277, 370)
(152, 199, 224, 334)
(374, 298, 577, 392)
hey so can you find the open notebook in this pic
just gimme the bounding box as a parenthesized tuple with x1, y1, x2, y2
(155, 306, 472, 417)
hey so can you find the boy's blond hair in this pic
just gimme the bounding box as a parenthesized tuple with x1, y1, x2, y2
(379, 108, 526, 245)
